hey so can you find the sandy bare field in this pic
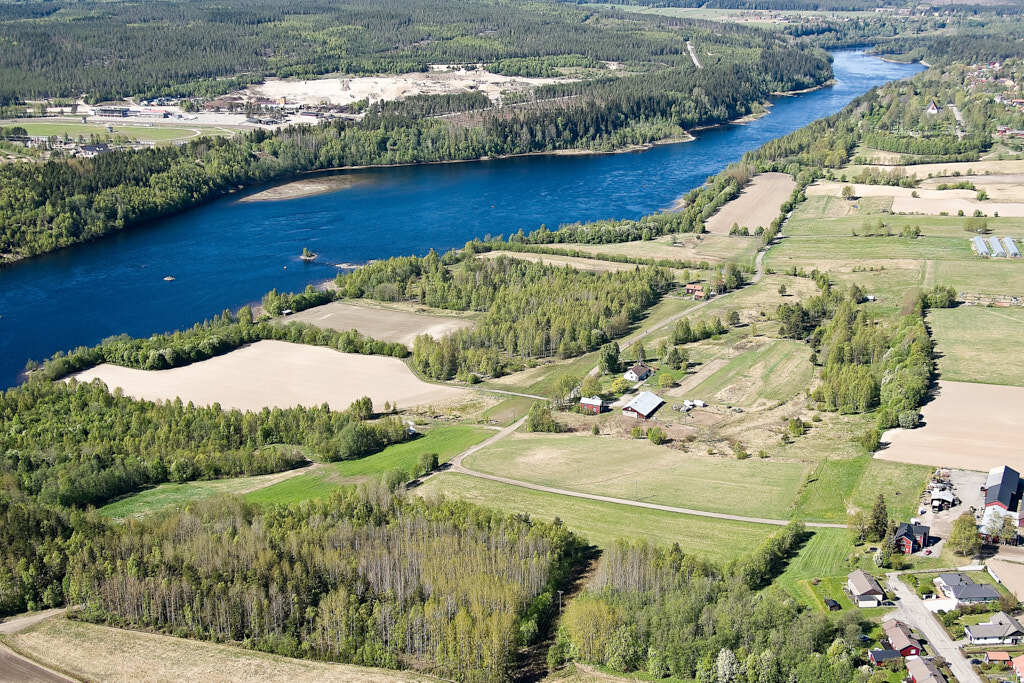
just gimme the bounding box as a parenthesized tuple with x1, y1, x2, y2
(845, 159, 1024, 180)
(240, 175, 367, 202)
(71, 340, 468, 411)
(988, 559, 1024, 602)
(878, 381, 1024, 471)
(478, 250, 643, 273)
(288, 301, 473, 346)
(3, 617, 428, 683)
(705, 172, 796, 234)
(248, 67, 572, 107)
(921, 174, 1024, 203)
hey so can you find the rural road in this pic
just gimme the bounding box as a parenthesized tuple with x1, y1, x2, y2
(480, 388, 546, 401)
(885, 574, 981, 683)
(0, 609, 74, 682)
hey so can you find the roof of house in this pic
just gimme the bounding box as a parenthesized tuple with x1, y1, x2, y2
(986, 651, 1011, 661)
(1013, 654, 1024, 671)
(626, 362, 651, 376)
(966, 612, 1023, 640)
(905, 656, 946, 683)
(937, 573, 1001, 602)
(883, 619, 920, 652)
(986, 466, 1022, 508)
(848, 569, 883, 596)
(895, 522, 929, 541)
(824, 598, 840, 608)
(623, 391, 664, 417)
(869, 649, 901, 663)
(580, 396, 603, 407)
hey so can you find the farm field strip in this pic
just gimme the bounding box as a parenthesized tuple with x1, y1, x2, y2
(705, 172, 796, 234)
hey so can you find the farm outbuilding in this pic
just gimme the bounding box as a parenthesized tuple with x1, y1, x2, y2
(972, 236, 991, 256)
(1004, 237, 1021, 258)
(989, 236, 1007, 258)
(580, 396, 604, 415)
(622, 391, 664, 420)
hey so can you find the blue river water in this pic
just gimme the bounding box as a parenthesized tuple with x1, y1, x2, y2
(0, 51, 922, 387)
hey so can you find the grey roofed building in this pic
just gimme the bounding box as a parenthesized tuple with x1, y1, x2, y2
(989, 236, 1007, 257)
(905, 656, 946, 683)
(622, 391, 664, 419)
(883, 619, 921, 653)
(973, 235, 991, 256)
(935, 573, 1000, 603)
(985, 466, 1023, 510)
(1005, 237, 1021, 258)
(847, 569, 884, 602)
(965, 612, 1024, 644)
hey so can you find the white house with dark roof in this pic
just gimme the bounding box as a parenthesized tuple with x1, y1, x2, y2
(933, 573, 1000, 605)
(966, 612, 1024, 646)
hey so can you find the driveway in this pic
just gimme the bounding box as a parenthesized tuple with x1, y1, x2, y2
(886, 574, 981, 683)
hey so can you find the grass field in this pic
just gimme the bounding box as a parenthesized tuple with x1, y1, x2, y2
(287, 300, 473, 346)
(0, 617, 427, 682)
(680, 338, 812, 407)
(246, 425, 494, 505)
(565, 233, 760, 266)
(9, 120, 222, 143)
(417, 472, 767, 560)
(790, 456, 931, 522)
(929, 307, 1024, 386)
(464, 433, 809, 519)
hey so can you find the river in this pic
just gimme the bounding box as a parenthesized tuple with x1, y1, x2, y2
(0, 51, 923, 387)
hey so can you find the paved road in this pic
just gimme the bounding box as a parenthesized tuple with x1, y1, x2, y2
(0, 609, 74, 682)
(886, 574, 981, 683)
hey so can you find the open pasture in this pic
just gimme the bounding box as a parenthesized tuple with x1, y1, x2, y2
(565, 233, 760, 266)
(921, 173, 1024, 203)
(808, 179, 1024, 217)
(287, 300, 474, 346)
(416, 472, 768, 559)
(705, 172, 796, 234)
(879, 380, 1024, 471)
(843, 159, 1024, 180)
(72, 340, 470, 412)
(1, 617, 427, 682)
(463, 432, 809, 519)
(477, 250, 646, 273)
(929, 306, 1024, 386)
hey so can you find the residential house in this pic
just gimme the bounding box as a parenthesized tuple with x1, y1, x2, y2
(847, 569, 885, 607)
(1012, 653, 1024, 681)
(623, 362, 653, 382)
(580, 396, 604, 415)
(868, 649, 901, 667)
(984, 651, 1011, 665)
(926, 99, 941, 115)
(622, 391, 664, 420)
(882, 619, 921, 656)
(965, 612, 1024, 646)
(894, 522, 930, 554)
(934, 573, 1000, 605)
(905, 656, 946, 683)
(684, 283, 705, 299)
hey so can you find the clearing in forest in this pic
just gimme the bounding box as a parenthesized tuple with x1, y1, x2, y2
(1, 617, 428, 682)
(71, 340, 470, 412)
(879, 380, 1024, 471)
(462, 432, 809, 519)
(704, 172, 796, 234)
(286, 300, 474, 346)
(476, 250, 644, 273)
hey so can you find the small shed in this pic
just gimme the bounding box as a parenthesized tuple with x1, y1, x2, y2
(580, 396, 604, 415)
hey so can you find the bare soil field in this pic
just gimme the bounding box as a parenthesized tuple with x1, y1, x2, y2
(920, 174, 1024, 203)
(246, 67, 572, 107)
(704, 172, 796, 234)
(987, 559, 1024, 602)
(71, 340, 469, 411)
(477, 250, 644, 273)
(2, 617, 428, 682)
(878, 381, 1024, 471)
(844, 159, 1024, 180)
(239, 175, 368, 202)
(287, 300, 473, 346)
(807, 180, 1024, 216)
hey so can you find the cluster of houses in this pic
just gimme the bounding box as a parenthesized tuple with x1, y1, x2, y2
(869, 619, 946, 682)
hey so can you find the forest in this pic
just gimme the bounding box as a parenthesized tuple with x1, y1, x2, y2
(61, 490, 584, 682)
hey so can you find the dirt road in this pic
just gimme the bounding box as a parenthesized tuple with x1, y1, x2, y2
(687, 41, 703, 69)
(0, 609, 74, 682)
(885, 574, 981, 683)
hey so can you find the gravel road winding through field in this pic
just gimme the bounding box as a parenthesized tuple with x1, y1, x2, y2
(0, 610, 74, 682)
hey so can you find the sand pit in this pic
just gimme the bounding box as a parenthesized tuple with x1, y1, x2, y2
(71, 340, 469, 412)
(287, 301, 473, 346)
(704, 172, 796, 234)
(878, 381, 1024, 471)
(247, 67, 572, 107)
